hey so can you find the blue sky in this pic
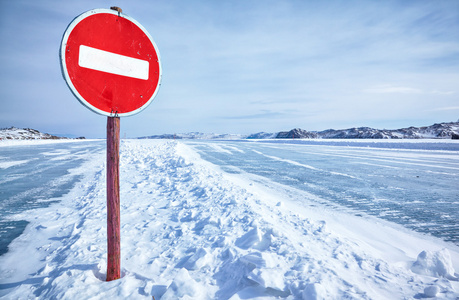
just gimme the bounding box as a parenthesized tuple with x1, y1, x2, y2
(1, 0, 458, 138)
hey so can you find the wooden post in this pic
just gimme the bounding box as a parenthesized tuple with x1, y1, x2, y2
(106, 116, 121, 281)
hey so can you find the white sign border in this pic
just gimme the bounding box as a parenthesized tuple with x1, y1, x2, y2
(60, 8, 162, 117)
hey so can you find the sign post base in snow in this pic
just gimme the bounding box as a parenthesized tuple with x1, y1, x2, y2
(60, 7, 161, 282)
(106, 116, 121, 281)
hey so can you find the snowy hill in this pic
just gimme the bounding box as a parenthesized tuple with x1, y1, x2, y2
(0, 127, 85, 140)
(246, 132, 278, 139)
(0, 127, 63, 140)
(276, 128, 319, 139)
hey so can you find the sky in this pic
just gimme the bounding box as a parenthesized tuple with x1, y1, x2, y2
(1, 0, 458, 138)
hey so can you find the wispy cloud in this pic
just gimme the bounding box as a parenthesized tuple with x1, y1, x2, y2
(363, 85, 423, 94)
(223, 111, 285, 120)
(432, 106, 459, 112)
(431, 90, 455, 96)
(1, 0, 459, 137)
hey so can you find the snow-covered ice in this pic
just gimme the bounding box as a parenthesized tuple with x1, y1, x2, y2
(0, 140, 105, 256)
(0, 139, 458, 299)
(189, 139, 459, 246)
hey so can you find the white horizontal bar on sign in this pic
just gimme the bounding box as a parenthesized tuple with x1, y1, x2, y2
(78, 45, 149, 80)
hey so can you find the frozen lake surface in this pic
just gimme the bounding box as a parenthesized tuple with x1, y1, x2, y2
(1, 139, 458, 257)
(187, 139, 459, 245)
(0, 139, 458, 299)
(0, 140, 105, 255)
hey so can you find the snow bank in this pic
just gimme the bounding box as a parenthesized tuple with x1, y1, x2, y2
(411, 248, 458, 280)
(408, 249, 459, 298)
(1, 140, 458, 299)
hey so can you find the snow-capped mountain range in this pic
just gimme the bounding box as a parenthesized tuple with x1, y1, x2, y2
(142, 122, 459, 140)
(2, 122, 458, 140)
(273, 122, 459, 139)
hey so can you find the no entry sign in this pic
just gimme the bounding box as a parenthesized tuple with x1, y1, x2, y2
(60, 8, 162, 117)
(60, 7, 162, 282)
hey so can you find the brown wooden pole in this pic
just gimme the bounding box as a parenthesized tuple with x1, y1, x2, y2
(106, 116, 121, 281)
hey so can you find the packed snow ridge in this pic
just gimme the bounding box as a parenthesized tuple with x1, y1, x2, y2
(1, 140, 458, 299)
(0, 127, 85, 140)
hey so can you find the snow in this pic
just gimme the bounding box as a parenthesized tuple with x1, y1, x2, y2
(0, 139, 92, 148)
(411, 249, 458, 280)
(0, 139, 459, 299)
(0, 159, 32, 169)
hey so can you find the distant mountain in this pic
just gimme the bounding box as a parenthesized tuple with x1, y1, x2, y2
(246, 132, 277, 139)
(276, 128, 319, 139)
(139, 132, 246, 140)
(274, 122, 459, 139)
(0, 127, 84, 140)
(137, 122, 459, 140)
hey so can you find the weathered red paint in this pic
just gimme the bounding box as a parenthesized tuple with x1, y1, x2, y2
(106, 116, 120, 281)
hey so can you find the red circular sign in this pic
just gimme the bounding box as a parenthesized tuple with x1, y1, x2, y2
(60, 9, 162, 117)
